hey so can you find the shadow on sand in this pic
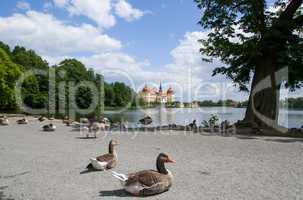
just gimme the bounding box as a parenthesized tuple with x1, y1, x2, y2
(0, 186, 14, 200)
(99, 189, 131, 197)
(236, 135, 303, 143)
(75, 137, 97, 140)
(80, 169, 102, 174)
(236, 136, 259, 140)
(263, 138, 303, 143)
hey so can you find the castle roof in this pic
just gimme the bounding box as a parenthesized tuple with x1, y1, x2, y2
(167, 86, 174, 94)
(141, 84, 173, 95)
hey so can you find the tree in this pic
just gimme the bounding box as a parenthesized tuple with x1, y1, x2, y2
(195, 0, 303, 128)
(0, 42, 136, 115)
(0, 48, 22, 111)
(104, 83, 116, 107)
(112, 82, 134, 107)
(0, 42, 12, 58)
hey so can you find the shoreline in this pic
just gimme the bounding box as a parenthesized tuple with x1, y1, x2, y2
(1, 115, 303, 138)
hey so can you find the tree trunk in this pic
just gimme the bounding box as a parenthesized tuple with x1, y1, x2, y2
(243, 57, 280, 128)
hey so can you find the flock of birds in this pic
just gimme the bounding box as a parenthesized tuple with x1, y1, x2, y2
(0, 115, 175, 197)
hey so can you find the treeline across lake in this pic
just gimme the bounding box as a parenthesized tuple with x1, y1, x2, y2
(281, 98, 303, 109)
(196, 99, 248, 108)
(0, 41, 136, 118)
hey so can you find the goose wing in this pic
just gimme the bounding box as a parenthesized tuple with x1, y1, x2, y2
(96, 153, 117, 169)
(125, 170, 171, 196)
(96, 153, 114, 162)
(126, 170, 166, 187)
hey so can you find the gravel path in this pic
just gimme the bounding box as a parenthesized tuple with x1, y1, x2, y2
(0, 118, 303, 200)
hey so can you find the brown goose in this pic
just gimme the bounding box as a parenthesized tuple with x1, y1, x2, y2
(38, 116, 46, 122)
(17, 118, 28, 124)
(112, 153, 175, 197)
(139, 116, 152, 125)
(43, 123, 56, 132)
(86, 139, 118, 170)
(0, 116, 9, 126)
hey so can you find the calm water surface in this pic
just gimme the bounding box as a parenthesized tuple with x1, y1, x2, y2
(104, 107, 303, 128)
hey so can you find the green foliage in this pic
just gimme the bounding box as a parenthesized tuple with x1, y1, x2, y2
(10, 46, 50, 109)
(0, 41, 12, 58)
(197, 99, 242, 107)
(12, 46, 49, 70)
(0, 41, 136, 116)
(75, 86, 93, 109)
(281, 97, 303, 109)
(0, 48, 22, 110)
(104, 83, 116, 107)
(56, 59, 89, 82)
(195, 0, 303, 91)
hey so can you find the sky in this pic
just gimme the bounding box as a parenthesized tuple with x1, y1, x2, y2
(0, 0, 301, 102)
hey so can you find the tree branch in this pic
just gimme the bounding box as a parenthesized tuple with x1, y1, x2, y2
(294, 15, 303, 26)
(280, 0, 303, 20)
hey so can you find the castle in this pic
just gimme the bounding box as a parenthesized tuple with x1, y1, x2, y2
(139, 83, 174, 104)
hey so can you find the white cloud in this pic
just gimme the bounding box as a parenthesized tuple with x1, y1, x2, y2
(114, 0, 144, 22)
(51, 0, 144, 28)
(16, 1, 31, 10)
(66, 0, 116, 28)
(0, 11, 121, 57)
(80, 52, 149, 72)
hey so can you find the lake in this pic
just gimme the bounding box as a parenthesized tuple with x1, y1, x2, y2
(104, 107, 303, 128)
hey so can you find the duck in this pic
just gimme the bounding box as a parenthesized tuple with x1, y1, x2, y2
(0, 116, 9, 126)
(43, 123, 56, 132)
(86, 139, 118, 170)
(17, 118, 28, 125)
(112, 153, 175, 197)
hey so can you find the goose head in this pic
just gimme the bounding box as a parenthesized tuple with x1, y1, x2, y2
(109, 139, 119, 154)
(156, 153, 176, 174)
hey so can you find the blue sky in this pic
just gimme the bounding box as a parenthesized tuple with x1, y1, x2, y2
(0, 0, 201, 68)
(0, 0, 301, 101)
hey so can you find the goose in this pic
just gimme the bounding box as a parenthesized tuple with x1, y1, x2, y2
(17, 118, 28, 125)
(38, 116, 46, 122)
(43, 123, 56, 132)
(139, 116, 153, 125)
(100, 118, 111, 130)
(86, 140, 118, 171)
(89, 122, 103, 138)
(112, 153, 175, 197)
(0, 117, 9, 126)
(63, 116, 73, 126)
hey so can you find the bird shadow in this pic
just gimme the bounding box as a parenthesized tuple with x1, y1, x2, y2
(75, 137, 97, 140)
(236, 136, 259, 140)
(99, 189, 131, 197)
(0, 186, 14, 200)
(263, 138, 303, 143)
(80, 169, 103, 174)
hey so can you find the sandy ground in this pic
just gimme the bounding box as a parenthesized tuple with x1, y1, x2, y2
(0, 118, 303, 200)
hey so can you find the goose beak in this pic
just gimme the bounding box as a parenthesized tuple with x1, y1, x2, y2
(167, 157, 176, 163)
